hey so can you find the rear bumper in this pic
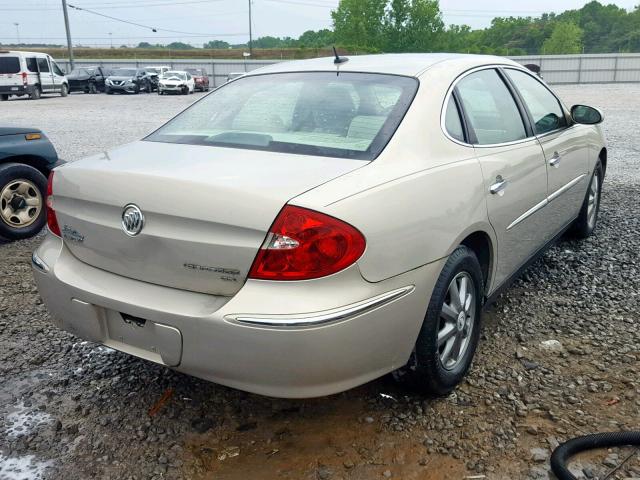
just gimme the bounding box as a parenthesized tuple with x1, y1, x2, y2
(0, 85, 33, 95)
(32, 234, 443, 398)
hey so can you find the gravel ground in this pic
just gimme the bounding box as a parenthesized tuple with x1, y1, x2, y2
(1, 85, 639, 480)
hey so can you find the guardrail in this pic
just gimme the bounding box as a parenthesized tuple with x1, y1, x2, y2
(56, 53, 640, 86)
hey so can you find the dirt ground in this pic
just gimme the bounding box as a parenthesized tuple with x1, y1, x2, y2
(1, 84, 639, 480)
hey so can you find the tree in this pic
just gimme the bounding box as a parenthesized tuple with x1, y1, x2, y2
(543, 22, 583, 54)
(166, 41, 194, 50)
(402, 0, 444, 51)
(203, 40, 230, 49)
(331, 0, 387, 49)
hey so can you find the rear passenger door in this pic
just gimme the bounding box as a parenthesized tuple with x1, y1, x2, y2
(503, 68, 589, 233)
(453, 68, 550, 288)
(51, 59, 66, 91)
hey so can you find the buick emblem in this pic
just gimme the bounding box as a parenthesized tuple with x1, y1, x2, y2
(121, 204, 144, 236)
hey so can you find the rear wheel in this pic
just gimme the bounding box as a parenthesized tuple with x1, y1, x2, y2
(29, 86, 41, 100)
(393, 245, 483, 396)
(0, 94, 8, 101)
(570, 161, 603, 239)
(60, 83, 68, 97)
(0, 163, 47, 241)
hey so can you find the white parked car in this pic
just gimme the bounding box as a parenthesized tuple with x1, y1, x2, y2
(157, 71, 195, 95)
(0, 50, 68, 100)
(145, 65, 170, 78)
(34, 54, 606, 398)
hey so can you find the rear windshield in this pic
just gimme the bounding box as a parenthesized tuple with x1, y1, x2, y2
(0, 57, 20, 74)
(146, 72, 418, 160)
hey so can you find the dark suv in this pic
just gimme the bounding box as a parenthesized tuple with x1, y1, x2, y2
(105, 68, 154, 94)
(67, 66, 112, 93)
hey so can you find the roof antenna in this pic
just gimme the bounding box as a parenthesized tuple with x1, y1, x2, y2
(333, 46, 348, 65)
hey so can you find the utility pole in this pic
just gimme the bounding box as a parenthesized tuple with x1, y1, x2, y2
(13, 23, 20, 45)
(248, 0, 252, 57)
(109, 32, 113, 48)
(61, 0, 75, 70)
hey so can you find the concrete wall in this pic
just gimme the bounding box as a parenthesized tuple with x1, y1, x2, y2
(56, 53, 640, 86)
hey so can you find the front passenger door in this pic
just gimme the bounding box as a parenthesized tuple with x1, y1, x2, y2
(455, 68, 549, 288)
(504, 68, 589, 234)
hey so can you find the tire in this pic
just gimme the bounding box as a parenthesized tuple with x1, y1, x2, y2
(106, 88, 113, 95)
(0, 163, 48, 241)
(133, 85, 140, 94)
(158, 90, 163, 95)
(570, 161, 603, 239)
(60, 83, 68, 97)
(0, 94, 8, 101)
(182, 86, 188, 95)
(29, 86, 41, 100)
(393, 245, 484, 396)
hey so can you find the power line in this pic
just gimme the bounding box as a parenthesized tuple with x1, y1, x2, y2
(70, 0, 226, 9)
(68, 3, 240, 36)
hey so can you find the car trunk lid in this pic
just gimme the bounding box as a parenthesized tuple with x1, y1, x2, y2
(53, 140, 366, 296)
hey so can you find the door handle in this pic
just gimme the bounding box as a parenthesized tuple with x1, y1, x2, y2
(549, 152, 562, 167)
(490, 176, 508, 195)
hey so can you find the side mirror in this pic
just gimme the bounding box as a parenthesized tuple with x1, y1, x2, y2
(571, 105, 603, 125)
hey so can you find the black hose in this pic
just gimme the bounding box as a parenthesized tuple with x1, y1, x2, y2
(550, 431, 640, 480)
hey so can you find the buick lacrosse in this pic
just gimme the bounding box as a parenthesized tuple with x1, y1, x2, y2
(33, 54, 606, 398)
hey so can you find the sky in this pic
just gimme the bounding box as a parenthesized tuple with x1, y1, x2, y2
(0, 0, 638, 48)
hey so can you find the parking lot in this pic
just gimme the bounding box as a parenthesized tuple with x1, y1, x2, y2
(1, 85, 639, 480)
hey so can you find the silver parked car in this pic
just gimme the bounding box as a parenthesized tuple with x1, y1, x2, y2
(33, 54, 606, 398)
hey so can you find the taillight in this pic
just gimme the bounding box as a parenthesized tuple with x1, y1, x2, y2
(46, 172, 61, 237)
(21, 71, 27, 86)
(248, 205, 366, 280)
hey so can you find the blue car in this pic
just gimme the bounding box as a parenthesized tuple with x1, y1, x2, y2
(0, 127, 63, 240)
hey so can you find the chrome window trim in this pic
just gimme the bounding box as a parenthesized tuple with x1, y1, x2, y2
(441, 64, 537, 148)
(441, 64, 576, 148)
(227, 285, 415, 328)
(506, 198, 548, 231)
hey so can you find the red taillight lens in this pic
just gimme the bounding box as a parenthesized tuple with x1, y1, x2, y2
(248, 205, 366, 280)
(21, 71, 27, 86)
(46, 172, 61, 237)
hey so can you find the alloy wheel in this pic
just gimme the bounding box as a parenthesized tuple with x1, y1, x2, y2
(438, 272, 476, 371)
(587, 171, 600, 230)
(0, 179, 43, 228)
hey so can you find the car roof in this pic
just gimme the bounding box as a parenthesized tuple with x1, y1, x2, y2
(0, 50, 49, 57)
(249, 53, 521, 78)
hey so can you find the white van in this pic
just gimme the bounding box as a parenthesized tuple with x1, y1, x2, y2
(0, 50, 69, 101)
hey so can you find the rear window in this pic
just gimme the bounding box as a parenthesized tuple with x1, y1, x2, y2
(146, 72, 418, 160)
(0, 57, 20, 74)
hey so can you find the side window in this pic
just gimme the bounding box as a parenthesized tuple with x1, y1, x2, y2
(456, 69, 527, 145)
(26, 57, 38, 72)
(52, 62, 64, 76)
(444, 96, 465, 142)
(37, 57, 50, 72)
(506, 69, 567, 135)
